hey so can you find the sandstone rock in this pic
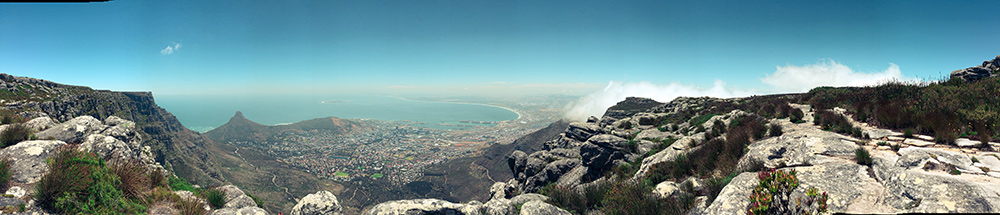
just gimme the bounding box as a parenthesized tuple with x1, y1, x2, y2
(519, 200, 571, 215)
(897, 147, 980, 174)
(365, 199, 480, 215)
(523, 159, 580, 193)
(653, 181, 678, 198)
(510, 193, 549, 206)
(292, 191, 343, 215)
(956, 138, 982, 147)
(580, 141, 623, 179)
(703, 172, 757, 215)
(482, 198, 513, 215)
(23, 117, 56, 132)
(239, 207, 267, 215)
(5, 186, 26, 198)
(566, 122, 603, 142)
(0, 140, 67, 183)
(104, 115, 131, 127)
(951, 55, 1000, 82)
(35, 115, 105, 143)
(218, 185, 258, 209)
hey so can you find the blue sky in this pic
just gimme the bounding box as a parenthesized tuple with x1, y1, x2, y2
(2, 0, 999, 96)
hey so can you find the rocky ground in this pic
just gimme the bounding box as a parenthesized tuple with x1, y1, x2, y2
(0, 115, 346, 215)
(353, 95, 1000, 215)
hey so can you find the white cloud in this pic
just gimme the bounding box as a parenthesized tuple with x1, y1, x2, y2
(563, 80, 755, 121)
(160, 43, 182, 55)
(563, 59, 922, 122)
(761, 60, 914, 93)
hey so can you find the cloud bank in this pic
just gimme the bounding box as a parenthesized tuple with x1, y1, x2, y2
(564, 59, 920, 121)
(563, 80, 755, 121)
(761, 60, 912, 93)
(160, 43, 182, 55)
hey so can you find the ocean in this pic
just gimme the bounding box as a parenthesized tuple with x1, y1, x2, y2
(154, 94, 520, 132)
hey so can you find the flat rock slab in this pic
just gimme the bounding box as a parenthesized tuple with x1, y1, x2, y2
(904, 139, 935, 147)
(956, 138, 983, 147)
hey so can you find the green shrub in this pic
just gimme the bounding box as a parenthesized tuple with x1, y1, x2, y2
(602, 180, 683, 215)
(852, 127, 864, 138)
(583, 180, 611, 209)
(0, 112, 21, 125)
(876, 141, 888, 146)
(855, 148, 872, 166)
(903, 128, 914, 138)
(0, 123, 31, 147)
(176, 196, 207, 215)
(890, 144, 901, 152)
(768, 124, 783, 137)
(110, 158, 151, 199)
(972, 156, 979, 163)
(0, 157, 11, 190)
(35, 145, 146, 214)
(789, 108, 805, 123)
(689, 114, 716, 128)
(540, 183, 586, 214)
(747, 169, 828, 215)
(203, 189, 226, 209)
(169, 175, 196, 192)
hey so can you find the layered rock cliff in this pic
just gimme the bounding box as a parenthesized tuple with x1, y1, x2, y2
(0, 74, 223, 186)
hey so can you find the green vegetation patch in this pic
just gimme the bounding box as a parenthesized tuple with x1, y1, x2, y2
(35, 146, 147, 214)
(371, 173, 384, 179)
(334, 172, 350, 177)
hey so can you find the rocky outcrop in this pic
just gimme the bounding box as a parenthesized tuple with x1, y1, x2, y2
(0, 140, 67, 184)
(211, 185, 267, 215)
(291, 191, 343, 215)
(951, 55, 1000, 82)
(365, 199, 482, 215)
(518, 200, 571, 215)
(1, 73, 224, 186)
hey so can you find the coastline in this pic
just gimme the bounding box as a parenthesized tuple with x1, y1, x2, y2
(387, 95, 523, 121)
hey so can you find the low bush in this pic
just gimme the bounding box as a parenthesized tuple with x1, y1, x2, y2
(203, 188, 226, 209)
(768, 123, 783, 137)
(35, 145, 146, 214)
(0, 112, 21, 125)
(789, 108, 805, 123)
(176, 196, 207, 215)
(602, 180, 684, 215)
(0, 157, 11, 190)
(540, 183, 587, 214)
(747, 169, 828, 215)
(855, 148, 872, 166)
(110, 158, 151, 199)
(0, 123, 31, 147)
(903, 128, 914, 138)
(890, 144, 901, 152)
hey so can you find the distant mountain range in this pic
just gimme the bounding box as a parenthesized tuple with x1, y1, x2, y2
(204, 111, 359, 144)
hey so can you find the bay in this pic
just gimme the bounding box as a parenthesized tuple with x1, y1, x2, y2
(155, 94, 520, 132)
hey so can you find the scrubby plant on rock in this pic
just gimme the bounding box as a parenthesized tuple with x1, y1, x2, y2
(0, 123, 32, 147)
(0, 157, 11, 190)
(855, 148, 872, 166)
(747, 169, 828, 215)
(202, 188, 226, 209)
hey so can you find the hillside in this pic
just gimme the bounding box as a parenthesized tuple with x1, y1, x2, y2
(0, 74, 224, 186)
(359, 55, 1000, 215)
(204, 111, 360, 144)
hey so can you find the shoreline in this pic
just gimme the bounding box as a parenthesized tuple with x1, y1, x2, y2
(387, 95, 523, 121)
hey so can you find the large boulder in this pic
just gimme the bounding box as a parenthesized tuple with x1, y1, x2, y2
(0, 140, 67, 184)
(365, 199, 481, 215)
(522, 159, 580, 193)
(34, 115, 106, 143)
(23, 116, 56, 132)
(217, 185, 258, 209)
(951, 55, 1000, 82)
(566, 122, 603, 142)
(518, 200, 571, 215)
(291, 191, 343, 215)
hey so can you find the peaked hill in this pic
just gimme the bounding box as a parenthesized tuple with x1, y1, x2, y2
(204, 111, 360, 144)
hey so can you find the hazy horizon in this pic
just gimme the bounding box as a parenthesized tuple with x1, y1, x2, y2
(3, 1, 1000, 119)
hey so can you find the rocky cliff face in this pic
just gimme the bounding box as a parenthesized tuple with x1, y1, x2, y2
(951, 55, 1000, 82)
(0, 73, 223, 186)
